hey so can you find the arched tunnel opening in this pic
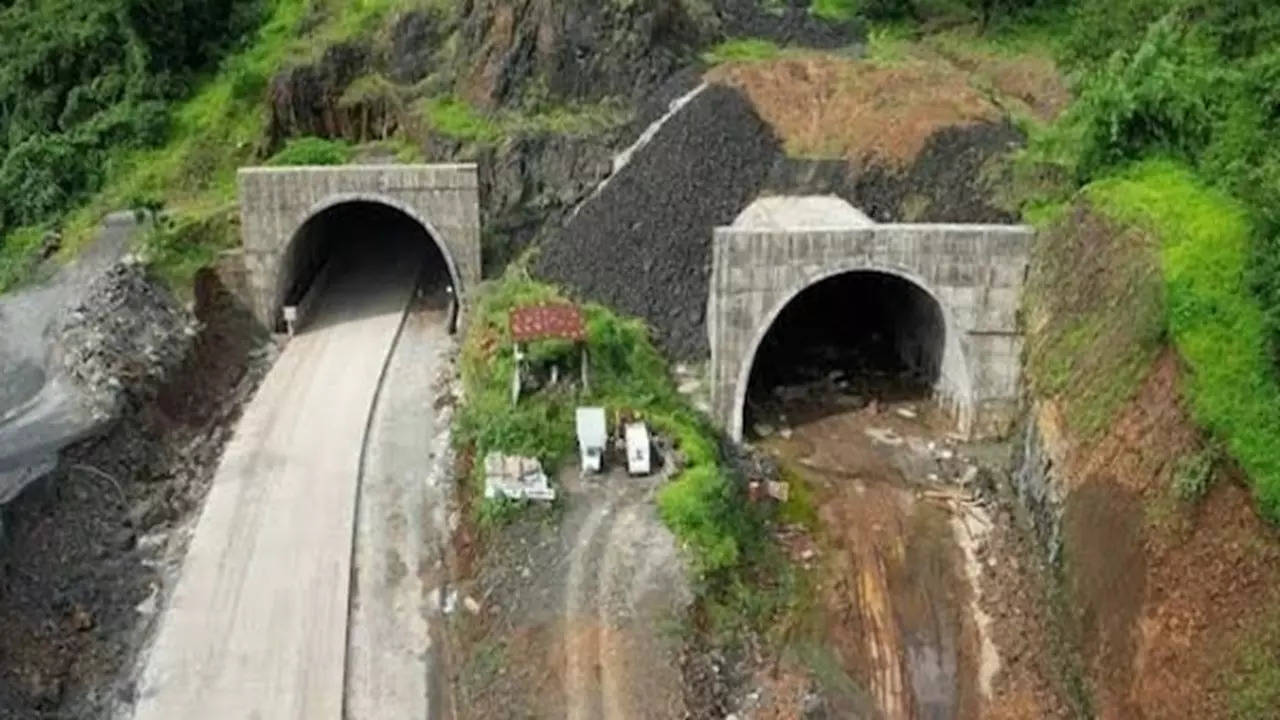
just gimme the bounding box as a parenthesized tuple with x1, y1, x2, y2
(744, 271, 946, 435)
(275, 201, 454, 333)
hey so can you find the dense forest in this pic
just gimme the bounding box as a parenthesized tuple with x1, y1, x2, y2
(0, 0, 262, 235)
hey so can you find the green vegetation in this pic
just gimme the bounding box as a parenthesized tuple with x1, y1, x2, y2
(0, 227, 48, 294)
(1088, 163, 1280, 518)
(810, 0, 859, 23)
(422, 96, 505, 145)
(1225, 610, 1280, 719)
(701, 38, 784, 65)
(1172, 446, 1218, 503)
(0, 0, 261, 238)
(267, 137, 353, 166)
(455, 270, 758, 576)
(1024, 200, 1165, 439)
(0, 0, 438, 292)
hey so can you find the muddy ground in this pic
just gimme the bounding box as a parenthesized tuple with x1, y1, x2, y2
(0, 270, 273, 720)
(746, 384, 1075, 719)
(448, 465, 691, 720)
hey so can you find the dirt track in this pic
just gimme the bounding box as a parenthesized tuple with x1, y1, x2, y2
(454, 469, 690, 720)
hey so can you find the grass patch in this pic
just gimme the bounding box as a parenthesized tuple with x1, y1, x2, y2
(422, 95, 629, 144)
(1024, 199, 1165, 438)
(267, 137, 353, 166)
(422, 96, 505, 144)
(809, 0, 859, 23)
(1225, 609, 1280, 719)
(1088, 161, 1280, 521)
(0, 226, 47, 294)
(701, 38, 784, 65)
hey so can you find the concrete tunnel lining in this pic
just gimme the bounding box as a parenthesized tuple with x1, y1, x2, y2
(730, 264, 974, 441)
(272, 194, 464, 332)
(236, 164, 481, 332)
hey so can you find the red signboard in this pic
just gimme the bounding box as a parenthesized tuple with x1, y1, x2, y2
(509, 303, 586, 343)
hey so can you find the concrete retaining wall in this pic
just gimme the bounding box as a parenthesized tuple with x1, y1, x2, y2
(708, 224, 1032, 440)
(237, 164, 481, 329)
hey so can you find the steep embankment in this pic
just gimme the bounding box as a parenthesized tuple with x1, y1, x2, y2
(1022, 163, 1280, 718)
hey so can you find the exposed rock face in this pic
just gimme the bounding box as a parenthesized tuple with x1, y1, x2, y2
(456, 0, 701, 110)
(265, 43, 373, 150)
(388, 11, 443, 84)
(454, 0, 861, 111)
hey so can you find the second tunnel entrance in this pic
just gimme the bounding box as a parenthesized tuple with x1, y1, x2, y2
(744, 270, 947, 435)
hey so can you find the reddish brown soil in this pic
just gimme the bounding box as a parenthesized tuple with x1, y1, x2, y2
(710, 57, 1001, 164)
(762, 402, 1016, 720)
(1057, 351, 1280, 719)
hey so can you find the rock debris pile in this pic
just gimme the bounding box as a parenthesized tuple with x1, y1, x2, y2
(535, 85, 781, 358)
(58, 259, 196, 420)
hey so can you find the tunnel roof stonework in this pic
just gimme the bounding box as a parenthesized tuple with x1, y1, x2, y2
(709, 223, 1032, 440)
(237, 164, 481, 329)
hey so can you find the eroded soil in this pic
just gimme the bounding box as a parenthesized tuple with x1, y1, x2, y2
(751, 390, 1073, 719)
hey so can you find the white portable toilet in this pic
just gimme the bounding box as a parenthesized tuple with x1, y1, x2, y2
(576, 407, 607, 473)
(625, 422, 651, 476)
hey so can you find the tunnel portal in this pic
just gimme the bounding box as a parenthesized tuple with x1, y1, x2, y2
(745, 271, 945, 432)
(709, 223, 1032, 440)
(236, 164, 481, 333)
(276, 201, 451, 333)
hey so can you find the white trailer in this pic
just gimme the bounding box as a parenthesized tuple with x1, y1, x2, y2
(625, 422, 651, 476)
(576, 407, 607, 473)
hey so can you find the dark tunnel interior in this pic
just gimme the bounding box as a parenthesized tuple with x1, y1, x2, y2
(745, 271, 945, 432)
(276, 201, 451, 331)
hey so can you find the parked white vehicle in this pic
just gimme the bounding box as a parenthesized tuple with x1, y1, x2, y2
(625, 422, 651, 476)
(576, 407, 607, 473)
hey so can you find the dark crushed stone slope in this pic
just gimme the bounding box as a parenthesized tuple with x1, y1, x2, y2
(533, 85, 781, 359)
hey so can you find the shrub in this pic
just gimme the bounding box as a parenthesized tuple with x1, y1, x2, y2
(1172, 447, 1217, 502)
(266, 137, 352, 166)
(454, 272, 757, 576)
(1057, 15, 1223, 184)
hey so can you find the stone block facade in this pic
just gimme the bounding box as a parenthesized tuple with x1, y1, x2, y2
(708, 224, 1032, 440)
(237, 164, 481, 329)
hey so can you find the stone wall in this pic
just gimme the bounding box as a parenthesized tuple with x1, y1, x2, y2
(708, 223, 1032, 440)
(237, 164, 481, 329)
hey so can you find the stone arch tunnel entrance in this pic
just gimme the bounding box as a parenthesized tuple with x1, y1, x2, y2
(236, 164, 481, 333)
(743, 271, 947, 436)
(275, 200, 455, 333)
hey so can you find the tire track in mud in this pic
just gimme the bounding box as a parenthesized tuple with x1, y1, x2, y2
(564, 494, 614, 720)
(562, 481, 690, 720)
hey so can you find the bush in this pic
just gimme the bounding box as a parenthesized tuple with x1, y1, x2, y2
(454, 272, 758, 576)
(1172, 447, 1217, 502)
(1055, 15, 1223, 184)
(267, 137, 353, 166)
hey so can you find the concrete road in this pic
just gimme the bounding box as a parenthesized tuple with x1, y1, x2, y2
(345, 290, 457, 720)
(134, 242, 427, 720)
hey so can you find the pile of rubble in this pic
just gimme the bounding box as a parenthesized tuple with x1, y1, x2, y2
(58, 259, 197, 421)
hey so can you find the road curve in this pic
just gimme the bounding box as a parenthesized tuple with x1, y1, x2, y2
(133, 243, 425, 720)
